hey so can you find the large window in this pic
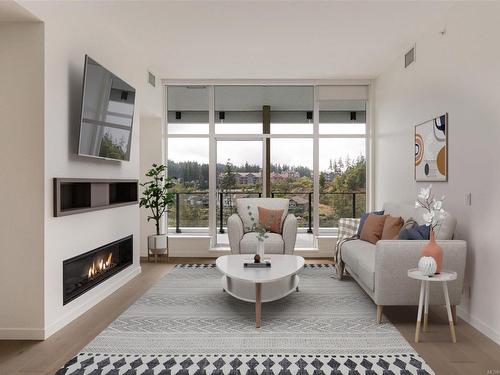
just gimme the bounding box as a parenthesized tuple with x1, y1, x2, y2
(271, 139, 313, 228)
(167, 86, 209, 233)
(165, 83, 368, 245)
(319, 138, 366, 229)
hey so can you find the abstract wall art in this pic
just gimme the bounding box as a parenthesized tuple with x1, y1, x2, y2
(415, 113, 448, 181)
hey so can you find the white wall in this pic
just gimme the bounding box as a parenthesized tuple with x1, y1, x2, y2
(374, 2, 500, 344)
(139, 115, 163, 256)
(0, 21, 45, 339)
(7, 1, 162, 338)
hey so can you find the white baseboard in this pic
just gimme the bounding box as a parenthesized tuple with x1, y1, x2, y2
(457, 305, 500, 346)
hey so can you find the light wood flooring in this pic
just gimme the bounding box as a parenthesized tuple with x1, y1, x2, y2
(1, 258, 499, 375)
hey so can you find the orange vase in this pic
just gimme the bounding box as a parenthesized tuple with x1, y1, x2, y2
(421, 230, 443, 274)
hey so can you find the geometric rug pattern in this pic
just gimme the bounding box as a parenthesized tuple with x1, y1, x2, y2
(56, 264, 433, 374)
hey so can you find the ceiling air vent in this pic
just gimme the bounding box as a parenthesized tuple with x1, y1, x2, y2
(148, 71, 156, 87)
(405, 46, 416, 68)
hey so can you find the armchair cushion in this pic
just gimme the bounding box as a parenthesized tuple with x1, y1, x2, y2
(237, 198, 289, 233)
(258, 207, 284, 234)
(240, 232, 284, 254)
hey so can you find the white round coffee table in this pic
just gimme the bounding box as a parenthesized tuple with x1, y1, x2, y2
(216, 254, 305, 328)
(408, 268, 458, 343)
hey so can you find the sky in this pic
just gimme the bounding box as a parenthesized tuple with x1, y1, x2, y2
(168, 134, 365, 172)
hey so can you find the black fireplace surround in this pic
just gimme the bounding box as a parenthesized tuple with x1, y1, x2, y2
(63, 235, 133, 305)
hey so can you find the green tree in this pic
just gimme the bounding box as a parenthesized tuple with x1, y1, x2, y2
(319, 172, 326, 191)
(220, 159, 236, 191)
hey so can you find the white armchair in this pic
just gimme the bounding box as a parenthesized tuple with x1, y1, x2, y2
(227, 198, 297, 254)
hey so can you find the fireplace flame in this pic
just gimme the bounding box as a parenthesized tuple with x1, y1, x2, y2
(87, 253, 113, 279)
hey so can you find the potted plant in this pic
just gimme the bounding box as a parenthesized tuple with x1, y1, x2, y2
(140, 164, 175, 260)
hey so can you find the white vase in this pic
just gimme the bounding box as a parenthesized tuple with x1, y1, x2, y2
(418, 256, 437, 276)
(257, 240, 265, 259)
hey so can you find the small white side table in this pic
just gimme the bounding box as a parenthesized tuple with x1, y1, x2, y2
(408, 268, 457, 343)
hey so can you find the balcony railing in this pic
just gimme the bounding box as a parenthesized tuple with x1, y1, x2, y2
(168, 191, 366, 234)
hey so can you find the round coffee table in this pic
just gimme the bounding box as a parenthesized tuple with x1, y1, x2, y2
(216, 254, 305, 328)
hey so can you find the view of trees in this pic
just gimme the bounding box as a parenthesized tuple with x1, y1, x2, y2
(167, 155, 366, 230)
(99, 133, 126, 160)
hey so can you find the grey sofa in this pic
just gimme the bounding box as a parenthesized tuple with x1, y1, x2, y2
(341, 202, 467, 323)
(227, 198, 297, 254)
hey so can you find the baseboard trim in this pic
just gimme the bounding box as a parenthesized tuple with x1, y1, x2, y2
(457, 305, 500, 346)
(43, 265, 142, 340)
(0, 327, 45, 340)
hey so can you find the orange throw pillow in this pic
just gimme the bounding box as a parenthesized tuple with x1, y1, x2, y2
(381, 215, 404, 240)
(258, 207, 284, 234)
(360, 214, 387, 244)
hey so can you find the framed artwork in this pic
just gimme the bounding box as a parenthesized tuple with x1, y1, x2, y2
(415, 113, 448, 181)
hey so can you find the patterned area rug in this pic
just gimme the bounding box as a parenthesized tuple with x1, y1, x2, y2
(57, 264, 433, 374)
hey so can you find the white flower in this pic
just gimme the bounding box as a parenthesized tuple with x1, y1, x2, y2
(418, 185, 432, 200)
(415, 201, 420, 208)
(433, 200, 443, 210)
(423, 211, 435, 225)
(438, 209, 447, 220)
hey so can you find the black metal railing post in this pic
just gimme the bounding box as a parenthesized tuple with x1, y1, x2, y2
(271, 192, 275, 198)
(307, 192, 313, 233)
(352, 193, 356, 218)
(175, 193, 181, 233)
(219, 192, 225, 233)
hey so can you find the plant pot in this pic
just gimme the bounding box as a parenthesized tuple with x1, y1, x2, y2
(421, 230, 443, 274)
(148, 234, 167, 255)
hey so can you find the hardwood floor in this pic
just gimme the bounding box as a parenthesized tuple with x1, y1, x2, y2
(1, 258, 499, 375)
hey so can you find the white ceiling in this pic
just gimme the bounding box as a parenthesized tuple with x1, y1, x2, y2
(18, 1, 455, 80)
(96, 1, 454, 80)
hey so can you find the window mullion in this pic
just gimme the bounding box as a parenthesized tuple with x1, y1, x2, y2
(208, 86, 216, 246)
(313, 86, 320, 238)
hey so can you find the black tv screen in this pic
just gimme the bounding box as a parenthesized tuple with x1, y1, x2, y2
(78, 55, 135, 161)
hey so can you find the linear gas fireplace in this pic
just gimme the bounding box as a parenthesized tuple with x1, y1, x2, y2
(63, 235, 133, 305)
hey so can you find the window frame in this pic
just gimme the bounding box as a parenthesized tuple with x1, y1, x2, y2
(163, 80, 372, 246)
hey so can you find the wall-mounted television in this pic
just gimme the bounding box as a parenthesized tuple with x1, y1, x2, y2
(78, 55, 135, 161)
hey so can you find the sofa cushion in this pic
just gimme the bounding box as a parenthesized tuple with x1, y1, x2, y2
(383, 202, 456, 240)
(357, 210, 385, 237)
(381, 215, 404, 240)
(258, 207, 284, 234)
(399, 224, 430, 240)
(360, 214, 387, 244)
(341, 239, 376, 291)
(240, 232, 284, 254)
(237, 198, 289, 233)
